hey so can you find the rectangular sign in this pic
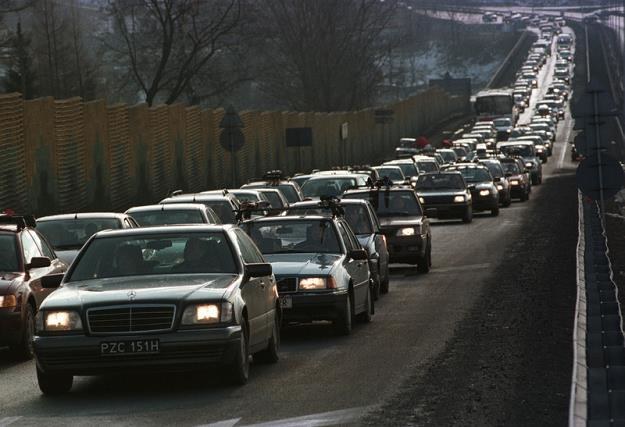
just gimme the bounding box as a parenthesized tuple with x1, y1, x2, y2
(285, 127, 313, 147)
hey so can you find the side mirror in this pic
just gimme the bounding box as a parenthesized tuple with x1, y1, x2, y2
(246, 263, 272, 278)
(41, 273, 64, 289)
(348, 249, 368, 261)
(27, 256, 51, 270)
(425, 208, 438, 218)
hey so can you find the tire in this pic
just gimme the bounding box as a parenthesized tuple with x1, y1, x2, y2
(11, 304, 35, 360)
(334, 293, 353, 336)
(521, 190, 529, 201)
(254, 312, 280, 364)
(37, 367, 73, 395)
(462, 206, 473, 223)
(229, 321, 250, 385)
(491, 206, 500, 217)
(503, 195, 511, 207)
(538, 174, 543, 185)
(380, 269, 390, 295)
(357, 286, 373, 323)
(417, 243, 431, 274)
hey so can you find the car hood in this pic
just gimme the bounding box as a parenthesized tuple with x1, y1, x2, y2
(45, 275, 237, 309)
(0, 273, 21, 294)
(264, 253, 341, 276)
(56, 249, 80, 266)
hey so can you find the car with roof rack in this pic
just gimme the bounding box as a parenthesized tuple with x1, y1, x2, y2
(242, 170, 304, 204)
(36, 213, 139, 266)
(287, 198, 390, 298)
(33, 224, 279, 393)
(343, 182, 432, 272)
(0, 213, 67, 359)
(125, 203, 221, 227)
(241, 211, 373, 335)
(255, 188, 290, 211)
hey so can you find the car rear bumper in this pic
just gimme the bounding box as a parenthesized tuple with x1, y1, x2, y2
(510, 185, 528, 198)
(382, 233, 425, 263)
(471, 194, 499, 211)
(33, 326, 242, 375)
(280, 291, 348, 323)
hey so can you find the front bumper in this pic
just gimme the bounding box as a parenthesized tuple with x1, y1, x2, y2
(509, 183, 528, 198)
(423, 203, 469, 220)
(281, 291, 348, 323)
(469, 192, 499, 211)
(34, 326, 242, 375)
(382, 232, 426, 263)
(0, 309, 22, 346)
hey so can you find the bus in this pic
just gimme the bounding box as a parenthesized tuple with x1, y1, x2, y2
(474, 90, 518, 125)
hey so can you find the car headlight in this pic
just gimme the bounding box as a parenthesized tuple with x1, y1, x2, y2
(525, 162, 533, 168)
(479, 189, 490, 196)
(510, 179, 520, 186)
(419, 197, 425, 204)
(0, 295, 17, 308)
(496, 184, 504, 191)
(397, 227, 416, 237)
(39, 311, 83, 332)
(182, 302, 233, 325)
(454, 195, 465, 203)
(299, 277, 337, 290)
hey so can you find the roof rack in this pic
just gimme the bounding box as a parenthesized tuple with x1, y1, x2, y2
(235, 201, 278, 222)
(0, 213, 36, 230)
(262, 170, 287, 181)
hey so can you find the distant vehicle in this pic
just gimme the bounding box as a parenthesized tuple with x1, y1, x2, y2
(479, 159, 512, 207)
(497, 141, 543, 184)
(413, 172, 473, 223)
(373, 166, 406, 185)
(395, 138, 420, 159)
(126, 203, 221, 227)
(36, 213, 138, 265)
(242, 170, 304, 204)
(500, 157, 531, 201)
(443, 164, 500, 216)
(300, 174, 370, 199)
(474, 90, 517, 124)
(436, 149, 458, 165)
(161, 193, 240, 224)
(493, 117, 513, 141)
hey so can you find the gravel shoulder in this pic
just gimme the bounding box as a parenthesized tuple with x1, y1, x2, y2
(362, 172, 578, 427)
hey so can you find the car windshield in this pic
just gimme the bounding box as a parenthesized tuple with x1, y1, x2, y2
(302, 178, 357, 198)
(231, 191, 262, 203)
(375, 168, 404, 181)
(501, 162, 521, 174)
(415, 161, 438, 173)
(415, 174, 465, 190)
(37, 218, 122, 250)
(481, 162, 504, 178)
(0, 234, 19, 272)
(287, 205, 373, 235)
(392, 163, 419, 177)
(494, 118, 511, 127)
(128, 209, 205, 226)
(499, 145, 534, 157)
(203, 202, 236, 224)
(452, 147, 468, 157)
(452, 167, 493, 183)
(438, 151, 457, 162)
(246, 219, 340, 254)
(343, 191, 422, 217)
(68, 232, 237, 282)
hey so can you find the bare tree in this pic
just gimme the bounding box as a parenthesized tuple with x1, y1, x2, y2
(105, 0, 243, 106)
(255, 0, 398, 112)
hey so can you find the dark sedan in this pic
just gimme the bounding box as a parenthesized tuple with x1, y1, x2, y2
(33, 225, 279, 394)
(444, 164, 500, 216)
(413, 172, 473, 223)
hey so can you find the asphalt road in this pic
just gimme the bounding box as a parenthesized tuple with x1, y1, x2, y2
(0, 31, 581, 427)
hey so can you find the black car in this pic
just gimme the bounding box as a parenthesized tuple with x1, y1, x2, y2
(343, 185, 432, 272)
(444, 164, 500, 216)
(0, 214, 67, 359)
(500, 157, 531, 201)
(413, 172, 473, 223)
(479, 159, 512, 207)
(242, 215, 373, 335)
(33, 225, 279, 393)
(287, 199, 390, 298)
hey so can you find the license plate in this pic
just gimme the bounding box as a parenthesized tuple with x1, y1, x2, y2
(100, 339, 160, 356)
(280, 295, 292, 309)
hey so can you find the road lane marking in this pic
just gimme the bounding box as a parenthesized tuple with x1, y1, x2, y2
(0, 417, 22, 427)
(236, 406, 370, 427)
(558, 118, 574, 170)
(197, 418, 242, 427)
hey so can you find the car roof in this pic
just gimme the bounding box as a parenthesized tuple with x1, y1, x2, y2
(37, 212, 128, 222)
(125, 203, 207, 213)
(291, 199, 370, 207)
(498, 141, 533, 146)
(384, 159, 415, 164)
(412, 155, 436, 161)
(161, 194, 234, 203)
(93, 224, 236, 238)
(304, 173, 369, 181)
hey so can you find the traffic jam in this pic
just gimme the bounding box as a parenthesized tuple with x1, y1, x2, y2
(0, 17, 575, 396)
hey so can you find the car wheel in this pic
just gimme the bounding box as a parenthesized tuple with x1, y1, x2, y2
(334, 293, 353, 336)
(11, 304, 35, 360)
(380, 268, 390, 295)
(491, 206, 500, 216)
(417, 243, 431, 273)
(503, 194, 511, 207)
(229, 321, 250, 385)
(462, 206, 473, 223)
(254, 312, 280, 364)
(521, 190, 529, 201)
(37, 367, 73, 395)
(357, 286, 373, 323)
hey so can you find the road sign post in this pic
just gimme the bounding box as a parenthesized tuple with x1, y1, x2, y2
(219, 105, 245, 187)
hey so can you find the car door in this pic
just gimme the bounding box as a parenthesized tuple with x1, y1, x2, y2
(231, 229, 270, 349)
(337, 222, 368, 313)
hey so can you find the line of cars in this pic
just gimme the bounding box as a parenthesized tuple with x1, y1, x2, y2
(0, 29, 574, 395)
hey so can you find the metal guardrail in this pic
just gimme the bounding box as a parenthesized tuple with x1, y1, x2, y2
(570, 193, 625, 425)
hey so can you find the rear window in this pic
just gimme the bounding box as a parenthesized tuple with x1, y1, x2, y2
(37, 218, 122, 250)
(128, 209, 206, 227)
(343, 191, 422, 218)
(301, 178, 358, 198)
